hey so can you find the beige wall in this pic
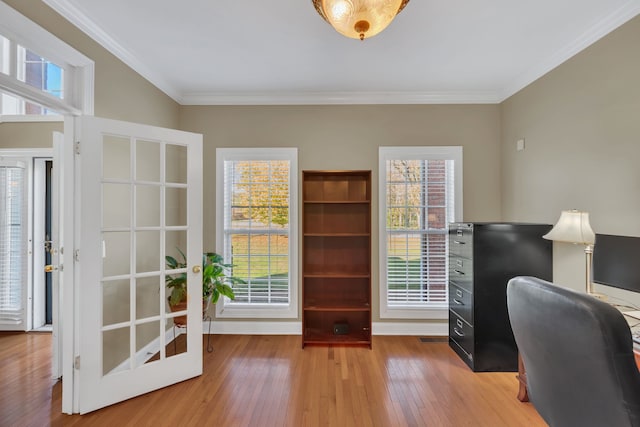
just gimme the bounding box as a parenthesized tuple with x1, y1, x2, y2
(0, 122, 63, 149)
(501, 15, 640, 304)
(180, 104, 503, 322)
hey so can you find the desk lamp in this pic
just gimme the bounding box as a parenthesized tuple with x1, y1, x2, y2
(543, 210, 596, 294)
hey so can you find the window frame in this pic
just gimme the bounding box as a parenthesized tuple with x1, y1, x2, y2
(0, 1, 94, 118)
(378, 146, 463, 319)
(215, 147, 298, 319)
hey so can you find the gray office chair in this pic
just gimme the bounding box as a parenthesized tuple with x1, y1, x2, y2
(506, 276, 640, 427)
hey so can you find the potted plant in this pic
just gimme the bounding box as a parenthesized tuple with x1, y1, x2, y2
(165, 249, 243, 323)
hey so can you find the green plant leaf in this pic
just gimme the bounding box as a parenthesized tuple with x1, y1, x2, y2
(165, 255, 178, 269)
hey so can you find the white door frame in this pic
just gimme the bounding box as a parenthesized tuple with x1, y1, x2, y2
(33, 155, 54, 331)
(33, 157, 48, 330)
(0, 2, 94, 414)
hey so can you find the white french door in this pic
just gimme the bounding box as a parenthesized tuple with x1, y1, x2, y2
(73, 116, 203, 413)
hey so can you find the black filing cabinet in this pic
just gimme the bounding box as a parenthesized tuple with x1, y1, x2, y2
(448, 223, 552, 372)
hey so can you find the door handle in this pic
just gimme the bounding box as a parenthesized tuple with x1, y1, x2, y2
(44, 264, 58, 272)
(192, 265, 202, 273)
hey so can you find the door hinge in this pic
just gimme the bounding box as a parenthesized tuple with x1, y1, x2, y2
(75, 249, 80, 262)
(74, 355, 80, 370)
(75, 141, 80, 155)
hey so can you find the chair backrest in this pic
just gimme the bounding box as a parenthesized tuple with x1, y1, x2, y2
(506, 276, 640, 427)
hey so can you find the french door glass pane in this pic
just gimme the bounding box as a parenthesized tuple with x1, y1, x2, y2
(103, 136, 130, 180)
(102, 232, 131, 277)
(103, 327, 129, 375)
(136, 140, 160, 182)
(102, 279, 130, 326)
(166, 144, 187, 184)
(101, 131, 193, 379)
(136, 185, 160, 227)
(136, 231, 160, 273)
(136, 276, 161, 319)
(103, 184, 130, 228)
(166, 187, 187, 227)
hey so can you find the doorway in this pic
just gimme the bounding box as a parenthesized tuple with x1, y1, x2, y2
(33, 157, 54, 331)
(0, 150, 53, 333)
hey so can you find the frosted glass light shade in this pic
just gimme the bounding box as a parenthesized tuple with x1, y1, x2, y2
(313, 0, 410, 40)
(543, 210, 595, 245)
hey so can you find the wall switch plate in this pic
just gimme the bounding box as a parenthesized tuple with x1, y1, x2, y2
(516, 139, 525, 151)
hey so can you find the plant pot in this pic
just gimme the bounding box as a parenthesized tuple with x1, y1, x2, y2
(169, 298, 188, 326)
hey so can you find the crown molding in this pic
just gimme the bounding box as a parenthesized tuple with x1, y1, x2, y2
(43, 0, 182, 103)
(499, 0, 640, 102)
(42, 0, 640, 106)
(38, 0, 502, 106)
(180, 91, 502, 105)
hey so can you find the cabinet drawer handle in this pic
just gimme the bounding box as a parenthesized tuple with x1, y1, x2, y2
(456, 318, 463, 328)
(453, 240, 465, 245)
(456, 289, 463, 298)
(453, 269, 465, 275)
(454, 328, 465, 337)
(453, 298, 463, 305)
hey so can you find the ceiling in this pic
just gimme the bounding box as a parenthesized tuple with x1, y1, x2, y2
(44, 0, 640, 105)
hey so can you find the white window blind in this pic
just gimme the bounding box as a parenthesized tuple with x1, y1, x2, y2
(379, 147, 462, 319)
(0, 161, 27, 326)
(386, 159, 454, 305)
(216, 148, 298, 318)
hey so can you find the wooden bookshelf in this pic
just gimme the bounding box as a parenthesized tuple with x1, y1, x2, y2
(302, 171, 371, 348)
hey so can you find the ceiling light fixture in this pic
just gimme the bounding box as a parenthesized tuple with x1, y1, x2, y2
(312, 0, 410, 41)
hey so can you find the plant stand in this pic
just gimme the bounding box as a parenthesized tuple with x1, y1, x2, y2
(171, 314, 214, 355)
(204, 314, 213, 352)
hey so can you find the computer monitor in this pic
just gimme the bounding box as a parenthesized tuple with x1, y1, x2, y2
(592, 234, 640, 293)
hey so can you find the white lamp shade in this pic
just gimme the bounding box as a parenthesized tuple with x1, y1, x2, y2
(543, 210, 595, 244)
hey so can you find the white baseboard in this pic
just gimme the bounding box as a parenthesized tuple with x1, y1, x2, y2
(207, 320, 301, 335)
(372, 321, 448, 336)
(203, 320, 448, 336)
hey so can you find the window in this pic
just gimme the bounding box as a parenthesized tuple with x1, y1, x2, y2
(379, 147, 462, 319)
(1, 40, 64, 116)
(0, 161, 27, 328)
(216, 148, 298, 318)
(0, 2, 94, 118)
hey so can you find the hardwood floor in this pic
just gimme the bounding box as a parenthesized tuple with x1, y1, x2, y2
(0, 332, 545, 426)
